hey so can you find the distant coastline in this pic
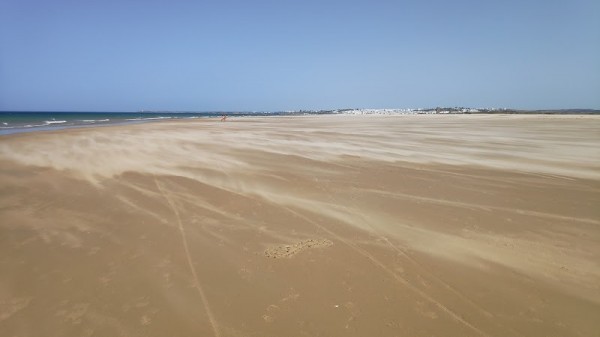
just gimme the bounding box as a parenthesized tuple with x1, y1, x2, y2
(1, 108, 598, 136)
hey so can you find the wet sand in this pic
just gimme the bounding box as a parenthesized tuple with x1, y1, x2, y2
(1, 114, 599, 336)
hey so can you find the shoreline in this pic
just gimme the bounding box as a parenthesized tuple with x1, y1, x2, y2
(2, 112, 599, 137)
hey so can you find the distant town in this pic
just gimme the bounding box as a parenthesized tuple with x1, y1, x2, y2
(300, 107, 600, 115)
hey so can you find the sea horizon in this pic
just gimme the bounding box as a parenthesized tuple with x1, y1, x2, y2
(2, 108, 599, 136)
(0, 111, 289, 136)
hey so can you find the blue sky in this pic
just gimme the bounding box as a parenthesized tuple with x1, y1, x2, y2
(1, 0, 599, 111)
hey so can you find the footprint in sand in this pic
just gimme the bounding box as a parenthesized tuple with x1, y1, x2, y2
(262, 314, 274, 323)
(264, 239, 333, 258)
(56, 303, 90, 325)
(262, 304, 280, 324)
(140, 314, 152, 326)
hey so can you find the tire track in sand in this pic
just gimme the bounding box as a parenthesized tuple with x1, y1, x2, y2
(345, 205, 524, 337)
(281, 205, 490, 337)
(154, 176, 221, 337)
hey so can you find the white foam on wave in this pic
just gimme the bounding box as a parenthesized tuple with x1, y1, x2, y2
(45, 120, 67, 125)
(126, 116, 173, 121)
(143, 116, 173, 120)
(80, 119, 110, 123)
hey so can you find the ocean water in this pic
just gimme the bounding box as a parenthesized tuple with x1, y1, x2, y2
(0, 111, 286, 135)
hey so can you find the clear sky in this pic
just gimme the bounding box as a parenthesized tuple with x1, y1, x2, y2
(1, 0, 599, 111)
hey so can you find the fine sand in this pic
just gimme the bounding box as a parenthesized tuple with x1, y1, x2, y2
(1, 114, 599, 336)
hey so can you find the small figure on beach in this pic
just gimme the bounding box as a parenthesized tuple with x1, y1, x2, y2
(220, 114, 228, 122)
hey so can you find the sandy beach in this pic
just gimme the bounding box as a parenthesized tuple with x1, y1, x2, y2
(1, 114, 599, 336)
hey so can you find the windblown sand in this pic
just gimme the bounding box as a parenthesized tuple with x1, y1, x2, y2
(1, 115, 599, 336)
